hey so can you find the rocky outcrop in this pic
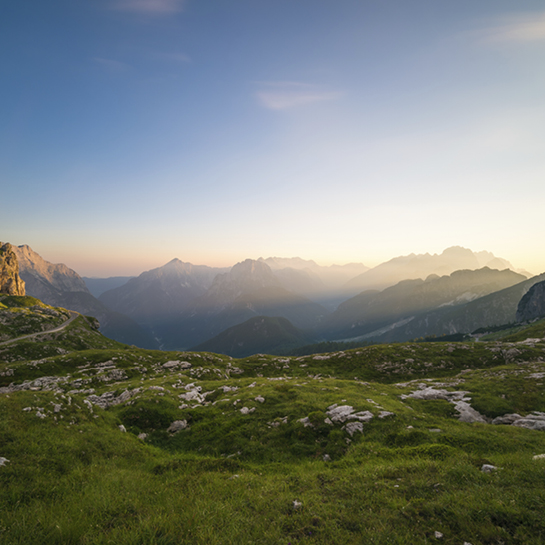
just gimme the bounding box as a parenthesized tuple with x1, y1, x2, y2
(516, 281, 545, 322)
(0, 242, 25, 296)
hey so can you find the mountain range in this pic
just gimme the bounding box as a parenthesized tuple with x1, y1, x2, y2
(9, 242, 543, 355)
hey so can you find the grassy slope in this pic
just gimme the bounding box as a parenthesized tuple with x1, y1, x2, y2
(0, 295, 72, 342)
(1, 308, 545, 544)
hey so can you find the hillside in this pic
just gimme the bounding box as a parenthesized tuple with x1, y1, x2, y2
(374, 272, 545, 344)
(323, 267, 526, 342)
(2, 296, 545, 543)
(192, 315, 313, 357)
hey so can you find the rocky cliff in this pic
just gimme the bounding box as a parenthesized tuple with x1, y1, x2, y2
(0, 242, 25, 296)
(13, 245, 89, 302)
(516, 281, 545, 322)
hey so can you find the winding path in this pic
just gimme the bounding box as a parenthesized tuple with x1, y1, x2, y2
(0, 311, 79, 347)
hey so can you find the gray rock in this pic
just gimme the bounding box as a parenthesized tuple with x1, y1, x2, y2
(453, 401, 489, 424)
(167, 420, 189, 433)
(343, 421, 364, 436)
(481, 464, 497, 473)
(512, 417, 545, 431)
(298, 417, 313, 428)
(402, 387, 468, 401)
(492, 413, 523, 425)
(0, 457, 9, 466)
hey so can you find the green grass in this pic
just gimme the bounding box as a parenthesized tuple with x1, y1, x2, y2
(2, 309, 545, 544)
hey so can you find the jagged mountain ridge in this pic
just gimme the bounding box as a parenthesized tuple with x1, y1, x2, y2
(99, 258, 228, 321)
(345, 246, 515, 293)
(14, 244, 89, 300)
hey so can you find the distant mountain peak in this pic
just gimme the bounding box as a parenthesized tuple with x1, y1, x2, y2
(345, 246, 517, 293)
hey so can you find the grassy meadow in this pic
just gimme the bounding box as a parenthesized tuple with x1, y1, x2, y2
(1, 298, 545, 544)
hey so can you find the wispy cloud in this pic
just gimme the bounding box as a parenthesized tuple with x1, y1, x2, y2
(93, 57, 131, 73)
(474, 11, 545, 44)
(111, 0, 185, 15)
(256, 81, 341, 111)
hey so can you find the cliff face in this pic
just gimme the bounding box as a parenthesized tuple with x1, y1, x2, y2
(13, 244, 90, 304)
(516, 281, 545, 322)
(0, 242, 26, 296)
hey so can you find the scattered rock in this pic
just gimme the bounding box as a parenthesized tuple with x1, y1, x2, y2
(0, 457, 9, 466)
(343, 421, 364, 436)
(118, 424, 127, 432)
(434, 530, 443, 538)
(167, 420, 189, 433)
(401, 387, 468, 402)
(87, 388, 141, 409)
(240, 407, 255, 415)
(492, 413, 522, 425)
(292, 500, 303, 510)
(255, 395, 265, 403)
(453, 401, 489, 424)
(138, 433, 148, 440)
(512, 412, 545, 431)
(326, 404, 373, 424)
(298, 417, 313, 428)
(481, 464, 497, 473)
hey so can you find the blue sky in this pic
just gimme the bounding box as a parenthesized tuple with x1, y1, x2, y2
(2, 0, 545, 276)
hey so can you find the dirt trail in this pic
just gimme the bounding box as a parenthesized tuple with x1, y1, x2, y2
(0, 311, 79, 346)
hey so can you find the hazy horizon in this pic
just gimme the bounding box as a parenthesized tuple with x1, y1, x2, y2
(2, 1, 545, 276)
(8, 241, 539, 279)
